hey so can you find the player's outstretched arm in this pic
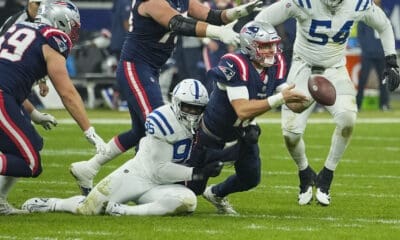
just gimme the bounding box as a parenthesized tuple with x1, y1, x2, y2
(22, 99, 57, 130)
(43, 45, 107, 153)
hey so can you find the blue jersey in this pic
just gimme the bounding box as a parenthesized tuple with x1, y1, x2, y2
(203, 52, 287, 141)
(0, 22, 71, 104)
(121, 0, 189, 68)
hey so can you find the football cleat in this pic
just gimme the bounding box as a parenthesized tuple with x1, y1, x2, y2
(316, 188, 331, 206)
(0, 198, 28, 215)
(21, 198, 57, 213)
(315, 167, 334, 206)
(105, 201, 124, 216)
(203, 185, 238, 215)
(298, 166, 317, 205)
(70, 161, 97, 196)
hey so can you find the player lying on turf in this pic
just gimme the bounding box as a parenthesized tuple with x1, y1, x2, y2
(0, 0, 107, 215)
(22, 79, 224, 216)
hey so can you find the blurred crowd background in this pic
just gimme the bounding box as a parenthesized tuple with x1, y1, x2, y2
(0, 0, 399, 111)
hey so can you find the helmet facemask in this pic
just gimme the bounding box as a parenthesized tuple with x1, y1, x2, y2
(171, 79, 209, 133)
(253, 41, 279, 67)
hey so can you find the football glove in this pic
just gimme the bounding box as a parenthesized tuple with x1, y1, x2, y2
(383, 54, 400, 92)
(225, 0, 263, 21)
(241, 123, 261, 145)
(206, 21, 240, 46)
(30, 109, 57, 130)
(192, 161, 223, 181)
(84, 126, 108, 154)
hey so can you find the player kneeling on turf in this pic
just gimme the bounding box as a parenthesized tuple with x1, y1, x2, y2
(22, 79, 223, 216)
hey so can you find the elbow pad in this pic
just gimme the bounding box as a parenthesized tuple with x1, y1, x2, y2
(206, 9, 224, 26)
(168, 15, 198, 36)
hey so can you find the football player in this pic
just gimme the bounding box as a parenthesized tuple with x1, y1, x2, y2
(186, 21, 309, 214)
(0, 0, 107, 215)
(0, 0, 56, 130)
(22, 79, 223, 216)
(255, 0, 399, 205)
(70, 0, 264, 196)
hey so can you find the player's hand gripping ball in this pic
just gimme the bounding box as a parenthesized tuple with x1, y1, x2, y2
(307, 75, 336, 106)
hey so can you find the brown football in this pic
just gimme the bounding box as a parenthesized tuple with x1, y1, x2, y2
(307, 75, 336, 106)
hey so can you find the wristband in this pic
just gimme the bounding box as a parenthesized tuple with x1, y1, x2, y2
(267, 92, 285, 109)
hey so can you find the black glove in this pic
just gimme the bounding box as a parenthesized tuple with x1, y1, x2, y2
(192, 161, 223, 181)
(384, 54, 400, 92)
(241, 124, 261, 145)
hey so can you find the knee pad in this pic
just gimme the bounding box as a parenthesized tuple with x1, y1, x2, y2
(283, 131, 302, 149)
(334, 111, 356, 138)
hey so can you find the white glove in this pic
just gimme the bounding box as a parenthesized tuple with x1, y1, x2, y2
(30, 109, 57, 130)
(206, 21, 239, 46)
(225, 0, 263, 21)
(84, 126, 108, 154)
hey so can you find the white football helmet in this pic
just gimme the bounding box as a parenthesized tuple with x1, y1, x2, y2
(321, 0, 344, 11)
(240, 21, 281, 67)
(171, 79, 209, 133)
(35, 0, 81, 42)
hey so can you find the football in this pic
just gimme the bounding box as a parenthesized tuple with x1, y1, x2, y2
(307, 75, 336, 106)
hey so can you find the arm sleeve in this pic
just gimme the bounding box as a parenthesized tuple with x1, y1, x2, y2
(254, 0, 297, 26)
(226, 86, 249, 101)
(360, 4, 396, 56)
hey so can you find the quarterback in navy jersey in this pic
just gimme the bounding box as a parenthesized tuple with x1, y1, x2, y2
(187, 21, 308, 214)
(0, 0, 106, 215)
(70, 0, 265, 196)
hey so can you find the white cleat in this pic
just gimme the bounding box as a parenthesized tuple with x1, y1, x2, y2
(70, 161, 97, 196)
(203, 185, 238, 215)
(0, 199, 28, 215)
(316, 188, 331, 206)
(105, 201, 124, 216)
(298, 186, 313, 205)
(21, 198, 57, 213)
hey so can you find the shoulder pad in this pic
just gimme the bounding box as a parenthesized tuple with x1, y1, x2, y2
(220, 53, 249, 81)
(145, 107, 177, 140)
(39, 26, 72, 58)
(354, 0, 372, 12)
(292, 0, 312, 9)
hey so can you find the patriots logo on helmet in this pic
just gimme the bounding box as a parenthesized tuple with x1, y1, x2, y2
(218, 65, 235, 81)
(241, 26, 260, 37)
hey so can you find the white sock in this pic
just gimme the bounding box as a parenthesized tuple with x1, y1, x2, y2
(284, 132, 308, 171)
(54, 196, 86, 214)
(87, 137, 124, 170)
(325, 127, 352, 171)
(325, 111, 356, 171)
(0, 176, 18, 199)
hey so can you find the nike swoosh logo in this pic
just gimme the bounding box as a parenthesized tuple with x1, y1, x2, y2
(226, 62, 233, 68)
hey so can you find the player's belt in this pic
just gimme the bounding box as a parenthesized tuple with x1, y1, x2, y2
(311, 66, 325, 74)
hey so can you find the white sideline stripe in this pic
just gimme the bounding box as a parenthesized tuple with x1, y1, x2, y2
(56, 118, 400, 125)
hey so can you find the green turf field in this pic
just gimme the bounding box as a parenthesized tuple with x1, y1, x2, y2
(0, 108, 399, 240)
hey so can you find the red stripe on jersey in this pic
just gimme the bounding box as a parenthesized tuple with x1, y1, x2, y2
(275, 53, 287, 79)
(0, 92, 39, 175)
(123, 61, 152, 119)
(222, 53, 249, 81)
(113, 136, 126, 152)
(41, 27, 73, 50)
(0, 153, 6, 175)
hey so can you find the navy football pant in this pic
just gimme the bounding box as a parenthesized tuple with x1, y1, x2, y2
(187, 128, 261, 196)
(115, 60, 165, 151)
(0, 91, 43, 177)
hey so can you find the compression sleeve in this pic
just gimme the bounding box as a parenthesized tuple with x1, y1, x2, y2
(168, 14, 198, 36)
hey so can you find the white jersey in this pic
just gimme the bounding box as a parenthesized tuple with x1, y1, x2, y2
(255, 0, 396, 68)
(132, 104, 194, 185)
